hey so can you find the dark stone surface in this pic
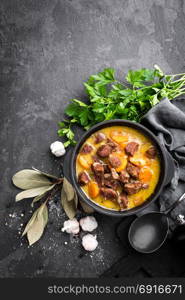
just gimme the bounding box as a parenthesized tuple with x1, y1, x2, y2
(0, 0, 185, 277)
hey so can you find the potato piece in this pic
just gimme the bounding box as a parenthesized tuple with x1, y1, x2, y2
(139, 166, 153, 183)
(129, 151, 151, 167)
(78, 155, 91, 169)
(110, 130, 128, 143)
(88, 181, 100, 198)
(133, 196, 145, 206)
(103, 200, 119, 210)
(130, 155, 146, 167)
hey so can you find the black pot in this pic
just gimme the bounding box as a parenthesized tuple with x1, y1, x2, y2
(70, 119, 172, 217)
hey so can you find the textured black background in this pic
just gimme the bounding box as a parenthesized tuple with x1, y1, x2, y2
(1, 0, 185, 278)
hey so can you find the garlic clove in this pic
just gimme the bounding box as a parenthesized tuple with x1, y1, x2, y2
(50, 141, 66, 157)
(61, 218, 80, 234)
(79, 216, 98, 232)
(82, 234, 98, 251)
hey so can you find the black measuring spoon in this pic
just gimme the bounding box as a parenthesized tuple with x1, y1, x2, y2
(128, 192, 185, 253)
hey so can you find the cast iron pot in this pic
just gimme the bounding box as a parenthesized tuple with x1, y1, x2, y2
(70, 119, 171, 217)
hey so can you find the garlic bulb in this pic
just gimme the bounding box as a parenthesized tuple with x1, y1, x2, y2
(50, 141, 66, 157)
(79, 216, 98, 232)
(61, 218, 80, 234)
(82, 234, 98, 251)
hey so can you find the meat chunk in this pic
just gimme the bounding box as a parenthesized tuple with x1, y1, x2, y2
(92, 155, 104, 164)
(100, 187, 118, 200)
(92, 158, 110, 173)
(110, 168, 119, 180)
(91, 162, 104, 174)
(117, 192, 128, 210)
(97, 144, 112, 158)
(123, 181, 147, 195)
(108, 155, 121, 168)
(103, 164, 111, 173)
(126, 162, 140, 179)
(94, 132, 106, 144)
(104, 173, 112, 179)
(103, 168, 120, 190)
(125, 142, 139, 156)
(80, 143, 93, 154)
(119, 170, 130, 184)
(91, 162, 104, 186)
(123, 181, 142, 195)
(145, 146, 157, 159)
(78, 171, 90, 186)
(104, 179, 119, 190)
(107, 138, 119, 151)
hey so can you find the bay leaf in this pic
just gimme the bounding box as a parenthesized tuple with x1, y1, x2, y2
(74, 191, 78, 208)
(27, 215, 44, 246)
(12, 169, 53, 190)
(27, 203, 48, 246)
(37, 201, 48, 226)
(80, 200, 94, 214)
(22, 209, 38, 237)
(61, 188, 76, 219)
(42, 204, 48, 226)
(16, 184, 55, 202)
(32, 167, 58, 180)
(62, 177, 75, 202)
(31, 192, 48, 207)
(31, 195, 44, 207)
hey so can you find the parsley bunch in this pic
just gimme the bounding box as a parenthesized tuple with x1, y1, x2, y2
(58, 65, 185, 146)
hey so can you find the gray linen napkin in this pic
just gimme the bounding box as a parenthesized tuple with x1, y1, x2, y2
(141, 98, 185, 227)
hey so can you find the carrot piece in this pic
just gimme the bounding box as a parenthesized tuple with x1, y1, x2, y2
(110, 130, 128, 143)
(78, 155, 90, 169)
(119, 142, 128, 150)
(88, 181, 99, 198)
(139, 166, 153, 183)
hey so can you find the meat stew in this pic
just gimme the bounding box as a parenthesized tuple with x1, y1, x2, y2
(76, 126, 160, 211)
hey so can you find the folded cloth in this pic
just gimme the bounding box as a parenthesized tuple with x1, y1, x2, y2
(141, 98, 185, 227)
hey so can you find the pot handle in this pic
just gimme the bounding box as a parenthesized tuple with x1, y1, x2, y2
(163, 150, 175, 186)
(63, 148, 73, 182)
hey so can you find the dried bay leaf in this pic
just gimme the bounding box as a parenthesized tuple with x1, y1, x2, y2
(16, 184, 55, 202)
(42, 204, 48, 226)
(22, 209, 38, 237)
(27, 215, 44, 246)
(62, 177, 75, 202)
(26, 202, 48, 246)
(80, 200, 94, 214)
(31, 192, 47, 207)
(61, 182, 78, 219)
(62, 197, 77, 219)
(12, 169, 53, 190)
(60, 177, 78, 219)
(32, 167, 58, 180)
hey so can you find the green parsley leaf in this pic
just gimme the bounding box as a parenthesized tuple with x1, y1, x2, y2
(58, 66, 185, 146)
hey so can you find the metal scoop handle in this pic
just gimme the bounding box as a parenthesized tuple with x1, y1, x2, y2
(165, 192, 185, 216)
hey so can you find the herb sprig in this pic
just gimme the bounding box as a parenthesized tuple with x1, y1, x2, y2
(58, 65, 185, 146)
